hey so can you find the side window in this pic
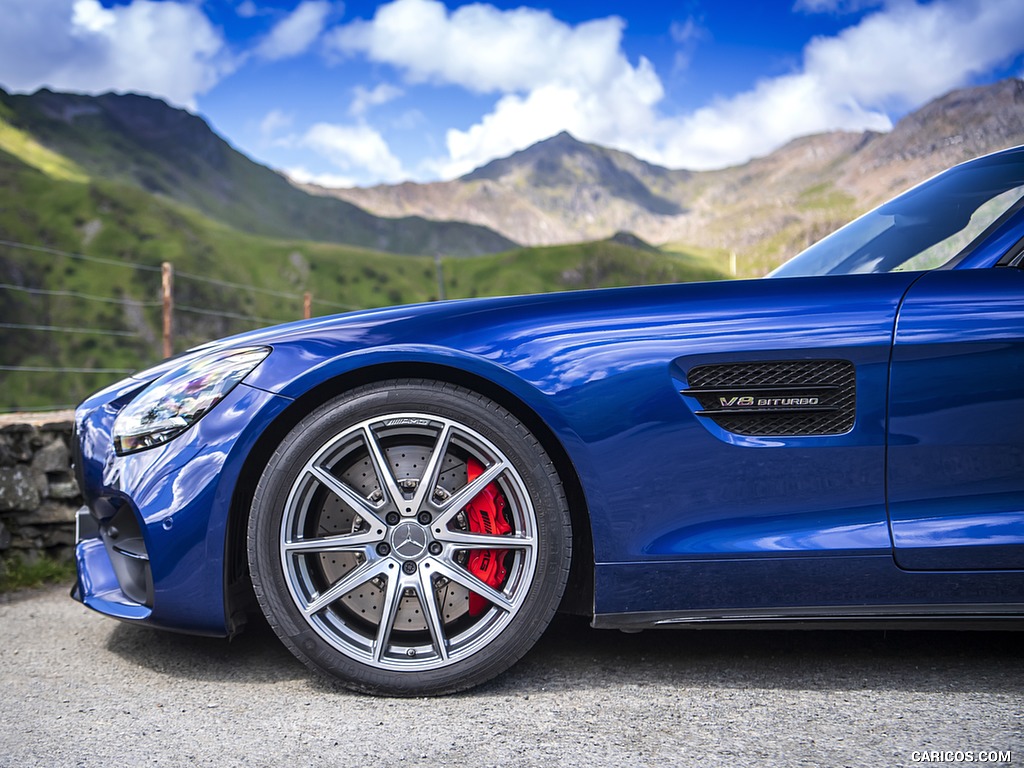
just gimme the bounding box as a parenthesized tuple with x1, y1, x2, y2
(771, 155, 1024, 278)
(895, 186, 1024, 271)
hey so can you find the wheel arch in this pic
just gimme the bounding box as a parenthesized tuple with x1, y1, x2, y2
(224, 361, 595, 633)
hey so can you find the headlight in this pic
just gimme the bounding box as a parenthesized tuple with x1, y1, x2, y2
(113, 346, 270, 455)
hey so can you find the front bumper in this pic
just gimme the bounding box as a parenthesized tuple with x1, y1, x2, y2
(72, 528, 152, 622)
(71, 377, 292, 635)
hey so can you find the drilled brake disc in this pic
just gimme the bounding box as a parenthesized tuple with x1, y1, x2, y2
(316, 443, 471, 629)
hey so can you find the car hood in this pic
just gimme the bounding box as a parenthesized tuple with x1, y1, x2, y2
(141, 282, 710, 384)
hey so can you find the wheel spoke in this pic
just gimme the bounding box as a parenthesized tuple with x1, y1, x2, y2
(303, 557, 389, 616)
(283, 529, 382, 554)
(429, 558, 516, 614)
(363, 424, 408, 513)
(417, 570, 450, 661)
(409, 421, 452, 512)
(372, 570, 402, 664)
(307, 463, 387, 528)
(433, 459, 508, 527)
(436, 529, 534, 550)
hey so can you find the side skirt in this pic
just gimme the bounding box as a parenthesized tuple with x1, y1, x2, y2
(592, 603, 1024, 631)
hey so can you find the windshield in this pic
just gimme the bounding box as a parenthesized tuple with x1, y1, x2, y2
(769, 151, 1024, 278)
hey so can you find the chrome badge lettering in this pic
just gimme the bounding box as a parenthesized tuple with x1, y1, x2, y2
(758, 397, 820, 407)
(719, 396, 755, 407)
(718, 396, 820, 408)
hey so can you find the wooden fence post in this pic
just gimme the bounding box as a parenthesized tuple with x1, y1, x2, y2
(434, 252, 446, 301)
(162, 261, 173, 358)
(303, 291, 311, 320)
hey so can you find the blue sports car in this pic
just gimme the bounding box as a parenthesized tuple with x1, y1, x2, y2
(73, 146, 1024, 696)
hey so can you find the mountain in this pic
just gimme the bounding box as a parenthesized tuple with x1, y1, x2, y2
(316, 78, 1024, 275)
(309, 131, 692, 247)
(464, 131, 688, 217)
(0, 88, 515, 257)
(8, 79, 1018, 273)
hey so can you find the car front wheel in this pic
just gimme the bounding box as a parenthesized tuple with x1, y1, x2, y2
(247, 379, 571, 696)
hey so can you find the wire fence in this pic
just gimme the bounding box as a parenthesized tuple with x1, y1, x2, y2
(0, 238, 361, 413)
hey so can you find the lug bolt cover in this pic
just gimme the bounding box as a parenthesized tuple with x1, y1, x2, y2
(428, 542, 443, 555)
(376, 543, 391, 556)
(385, 512, 401, 525)
(417, 511, 432, 524)
(402, 561, 417, 574)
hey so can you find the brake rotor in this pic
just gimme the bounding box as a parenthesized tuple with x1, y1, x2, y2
(316, 444, 471, 629)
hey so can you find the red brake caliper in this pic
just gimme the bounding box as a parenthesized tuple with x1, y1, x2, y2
(464, 457, 511, 615)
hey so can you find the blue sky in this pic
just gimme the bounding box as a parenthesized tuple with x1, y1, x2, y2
(2, 0, 1023, 187)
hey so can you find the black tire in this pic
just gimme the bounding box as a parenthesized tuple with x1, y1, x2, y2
(247, 379, 571, 696)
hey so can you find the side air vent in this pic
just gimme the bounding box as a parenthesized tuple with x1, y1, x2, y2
(681, 359, 856, 437)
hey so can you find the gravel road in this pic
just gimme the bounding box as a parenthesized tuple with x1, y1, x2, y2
(1, 585, 1021, 767)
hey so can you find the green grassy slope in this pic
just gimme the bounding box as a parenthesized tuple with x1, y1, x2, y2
(0, 149, 447, 407)
(445, 239, 725, 298)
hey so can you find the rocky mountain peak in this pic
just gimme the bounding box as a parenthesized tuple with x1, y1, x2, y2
(838, 77, 1024, 203)
(462, 129, 683, 215)
(461, 130, 593, 183)
(856, 78, 1022, 168)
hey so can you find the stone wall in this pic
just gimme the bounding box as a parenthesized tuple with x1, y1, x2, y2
(0, 413, 79, 567)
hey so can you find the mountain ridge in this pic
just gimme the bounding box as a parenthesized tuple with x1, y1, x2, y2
(312, 78, 1024, 272)
(0, 79, 1020, 275)
(0, 87, 516, 257)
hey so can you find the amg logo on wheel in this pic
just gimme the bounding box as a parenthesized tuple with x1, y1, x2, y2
(719, 396, 820, 407)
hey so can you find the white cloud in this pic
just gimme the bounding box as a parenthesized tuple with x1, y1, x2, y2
(328, 0, 646, 95)
(236, 1, 261, 18)
(255, 1, 334, 61)
(794, 0, 882, 13)
(72, 0, 115, 33)
(259, 108, 295, 144)
(302, 122, 407, 184)
(670, 17, 704, 46)
(327, 0, 664, 177)
(803, 0, 1022, 108)
(4, 0, 1020, 186)
(655, 72, 893, 170)
(0, 0, 233, 109)
(656, 0, 1024, 170)
(285, 166, 360, 188)
(392, 109, 426, 131)
(349, 83, 404, 116)
(669, 16, 708, 75)
(330, 0, 1024, 177)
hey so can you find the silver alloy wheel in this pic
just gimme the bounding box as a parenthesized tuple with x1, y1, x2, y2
(278, 412, 538, 671)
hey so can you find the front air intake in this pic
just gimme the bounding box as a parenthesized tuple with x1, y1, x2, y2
(681, 359, 856, 437)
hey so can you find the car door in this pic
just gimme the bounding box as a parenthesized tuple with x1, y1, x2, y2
(887, 264, 1024, 570)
